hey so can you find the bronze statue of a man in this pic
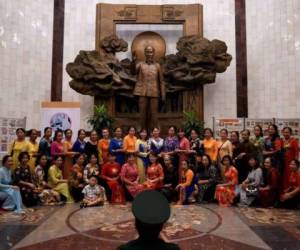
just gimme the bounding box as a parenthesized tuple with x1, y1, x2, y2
(132, 45, 166, 130)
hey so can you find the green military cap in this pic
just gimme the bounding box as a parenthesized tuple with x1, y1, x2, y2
(132, 190, 170, 225)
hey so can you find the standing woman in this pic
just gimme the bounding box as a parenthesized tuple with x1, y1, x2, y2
(163, 126, 179, 157)
(9, 128, 29, 170)
(72, 129, 86, 154)
(27, 129, 39, 173)
(176, 128, 191, 181)
(63, 129, 77, 179)
(234, 130, 256, 183)
(0, 155, 24, 214)
(98, 128, 111, 165)
(51, 130, 65, 158)
(120, 154, 145, 198)
(217, 129, 233, 180)
(148, 127, 164, 156)
(135, 129, 150, 183)
(109, 127, 125, 166)
(123, 126, 138, 155)
(48, 155, 74, 203)
(203, 128, 218, 164)
(189, 129, 203, 166)
(282, 127, 299, 190)
(38, 127, 53, 180)
(231, 131, 241, 162)
(84, 130, 99, 161)
(14, 152, 39, 207)
(215, 155, 238, 206)
(263, 124, 282, 171)
(144, 153, 164, 190)
(250, 125, 265, 166)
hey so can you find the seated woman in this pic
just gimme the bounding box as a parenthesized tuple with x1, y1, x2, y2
(48, 155, 74, 203)
(176, 160, 195, 205)
(259, 157, 280, 207)
(81, 176, 106, 208)
(83, 153, 100, 184)
(14, 152, 39, 207)
(101, 154, 125, 204)
(68, 154, 85, 202)
(120, 154, 145, 198)
(161, 155, 178, 202)
(196, 154, 219, 204)
(280, 159, 300, 208)
(35, 154, 61, 205)
(215, 155, 238, 206)
(144, 153, 164, 190)
(238, 156, 264, 207)
(0, 155, 24, 214)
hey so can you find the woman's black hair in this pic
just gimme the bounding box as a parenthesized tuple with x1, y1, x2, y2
(263, 157, 276, 168)
(74, 153, 85, 163)
(18, 151, 30, 162)
(77, 129, 86, 137)
(283, 126, 293, 134)
(2, 155, 11, 165)
(231, 131, 239, 137)
(53, 129, 63, 141)
(220, 128, 228, 135)
(64, 129, 72, 136)
(177, 127, 185, 133)
(44, 127, 52, 134)
(127, 153, 135, 159)
(241, 129, 251, 136)
(290, 159, 300, 169)
(254, 125, 263, 137)
(114, 127, 122, 132)
(202, 154, 212, 166)
(128, 126, 136, 133)
(221, 155, 233, 165)
(88, 153, 98, 163)
(248, 155, 260, 169)
(268, 124, 279, 141)
(53, 155, 64, 161)
(204, 128, 214, 137)
(16, 128, 26, 134)
(149, 152, 158, 160)
(168, 126, 177, 133)
(28, 129, 37, 136)
(36, 154, 48, 166)
(151, 127, 160, 132)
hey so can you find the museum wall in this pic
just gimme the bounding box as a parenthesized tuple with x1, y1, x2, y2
(62, 0, 237, 128)
(247, 0, 300, 119)
(0, 0, 54, 129)
(1, 0, 299, 130)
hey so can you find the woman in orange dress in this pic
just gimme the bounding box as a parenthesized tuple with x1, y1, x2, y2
(98, 128, 111, 165)
(144, 153, 164, 190)
(101, 154, 125, 204)
(63, 129, 77, 178)
(282, 127, 299, 190)
(176, 160, 195, 205)
(215, 155, 238, 206)
(123, 126, 137, 155)
(203, 128, 218, 163)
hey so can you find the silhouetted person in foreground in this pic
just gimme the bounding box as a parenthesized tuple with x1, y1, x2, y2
(117, 190, 180, 250)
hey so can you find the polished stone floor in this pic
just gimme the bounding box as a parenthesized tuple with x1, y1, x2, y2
(0, 203, 299, 250)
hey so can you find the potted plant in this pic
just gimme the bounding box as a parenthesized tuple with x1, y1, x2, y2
(182, 110, 204, 138)
(87, 105, 115, 134)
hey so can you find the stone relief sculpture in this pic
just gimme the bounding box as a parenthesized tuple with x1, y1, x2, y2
(66, 33, 232, 99)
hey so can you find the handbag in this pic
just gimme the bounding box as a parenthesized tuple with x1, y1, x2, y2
(245, 185, 258, 197)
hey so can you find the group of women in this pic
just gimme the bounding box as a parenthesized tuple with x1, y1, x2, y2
(0, 124, 299, 214)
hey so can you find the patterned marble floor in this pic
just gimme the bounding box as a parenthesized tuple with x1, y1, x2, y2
(0, 203, 299, 250)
